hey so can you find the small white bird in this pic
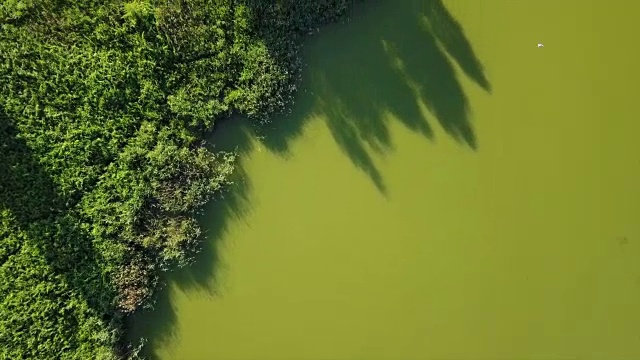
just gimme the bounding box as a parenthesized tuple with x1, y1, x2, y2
(537, 43, 544, 48)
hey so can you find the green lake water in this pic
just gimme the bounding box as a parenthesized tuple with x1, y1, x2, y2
(129, 0, 640, 359)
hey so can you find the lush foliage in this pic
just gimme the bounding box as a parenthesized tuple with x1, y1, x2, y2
(0, 0, 350, 358)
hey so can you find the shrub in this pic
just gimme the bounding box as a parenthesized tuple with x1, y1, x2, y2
(0, 0, 352, 357)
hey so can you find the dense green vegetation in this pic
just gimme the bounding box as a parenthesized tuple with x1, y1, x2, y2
(0, 0, 351, 358)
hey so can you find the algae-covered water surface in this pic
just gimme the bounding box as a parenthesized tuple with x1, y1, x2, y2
(130, 1, 640, 359)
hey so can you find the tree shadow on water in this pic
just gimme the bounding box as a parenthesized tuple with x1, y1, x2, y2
(260, 0, 491, 195)
(127, 0, 491, 354)
(126, 119, 255, 359)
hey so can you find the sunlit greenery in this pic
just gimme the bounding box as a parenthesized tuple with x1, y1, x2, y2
(0, 0, 350, 358)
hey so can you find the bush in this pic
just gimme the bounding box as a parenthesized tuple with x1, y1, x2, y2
(0, 0, 351, 358)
